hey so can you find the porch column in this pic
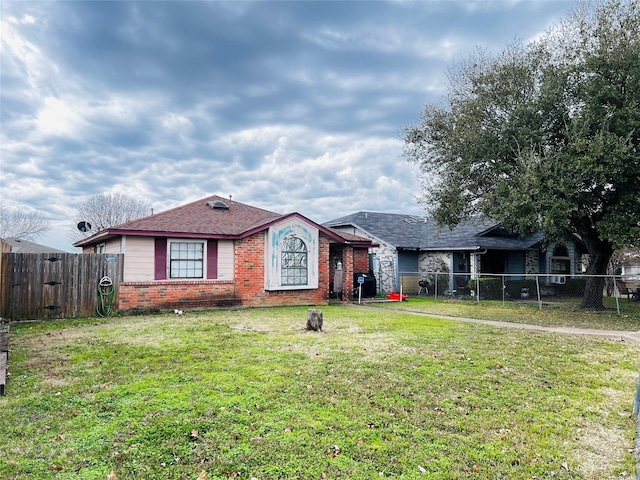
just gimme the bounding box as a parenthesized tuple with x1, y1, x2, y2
(342, 246, 354, 301)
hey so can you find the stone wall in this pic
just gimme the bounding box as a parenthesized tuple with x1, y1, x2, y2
(525, 250, 539, 274)
(418, 252, 450, 275)
(373, 242, 397, 294)
(418, 252, 452, 294)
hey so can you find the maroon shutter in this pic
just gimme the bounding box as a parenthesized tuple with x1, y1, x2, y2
(155, 238, 167, 280)
(207, 239, 218, 279)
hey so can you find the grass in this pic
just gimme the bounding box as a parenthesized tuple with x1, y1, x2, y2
(371, 295, 640, 331)
(0, 305, 639, 479)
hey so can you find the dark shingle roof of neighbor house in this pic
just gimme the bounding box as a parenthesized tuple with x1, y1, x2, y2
(3, 237, 67, 254)
(73, 195, 374, 248)
(323, 212, 544, 251)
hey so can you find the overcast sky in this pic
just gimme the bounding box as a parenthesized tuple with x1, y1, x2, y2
(1, 0, 574, 251)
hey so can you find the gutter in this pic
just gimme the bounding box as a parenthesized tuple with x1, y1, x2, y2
(421, 246, 484, 252)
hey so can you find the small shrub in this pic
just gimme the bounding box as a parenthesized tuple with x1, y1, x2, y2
(433, 273, 450, 295)
(504, 279, 538, 299)
(477, 277, 503, 300)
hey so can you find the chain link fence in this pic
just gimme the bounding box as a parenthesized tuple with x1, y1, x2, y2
(396, 272, 640, 316)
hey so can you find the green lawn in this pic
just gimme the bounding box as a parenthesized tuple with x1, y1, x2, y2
(371, 295, 640, 331)
(1, 306, 639, 479)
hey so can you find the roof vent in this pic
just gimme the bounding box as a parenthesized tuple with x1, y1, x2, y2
(208, 200, 230, 210)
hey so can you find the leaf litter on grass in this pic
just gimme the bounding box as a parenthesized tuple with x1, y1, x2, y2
(2, 306, 640, 479)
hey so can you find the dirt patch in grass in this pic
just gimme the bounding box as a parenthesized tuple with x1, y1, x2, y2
(578, 422, 630, 478)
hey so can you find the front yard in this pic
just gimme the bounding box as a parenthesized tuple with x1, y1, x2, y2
(1, 305, 638, 479)
(372, 295, 640, 331)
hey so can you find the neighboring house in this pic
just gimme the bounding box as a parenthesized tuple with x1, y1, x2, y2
(73, 195, 374, 310)
(323, 212, 586, 295)
(2, 237, 67, 254)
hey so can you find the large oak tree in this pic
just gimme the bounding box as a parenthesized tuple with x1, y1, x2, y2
(404, 0, 640, 309)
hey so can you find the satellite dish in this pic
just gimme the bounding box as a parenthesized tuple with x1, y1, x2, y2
(77, 221, 92, 232)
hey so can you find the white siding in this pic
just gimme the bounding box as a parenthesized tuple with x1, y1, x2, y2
(120, 236, 235, 282)
(217, 240, 234, 280)
(123, 236, 155, 281)
(103, 238, 122, 254)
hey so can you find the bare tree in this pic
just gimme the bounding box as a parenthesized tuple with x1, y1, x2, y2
(0, 203, 51, 240)
(71, 193, 152, 241)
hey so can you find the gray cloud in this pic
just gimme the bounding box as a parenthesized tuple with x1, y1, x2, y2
(0, 0, 573, 251)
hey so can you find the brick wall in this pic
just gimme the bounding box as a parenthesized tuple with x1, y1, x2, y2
(236, 231, 331, 307)
(233, 232, 266, 304)
(119, 280, 237, 311)
(118, 230, 336, 311)
(353, 248, 369, 273)
(342, 247, 354, 301)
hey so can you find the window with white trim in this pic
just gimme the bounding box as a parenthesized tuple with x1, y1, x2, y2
(281, 236, 308, 285)
(265, 220, 318, 291)
(169, 241, 204, 279)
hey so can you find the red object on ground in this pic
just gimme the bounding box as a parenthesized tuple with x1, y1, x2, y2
(386, 291, 409, 301)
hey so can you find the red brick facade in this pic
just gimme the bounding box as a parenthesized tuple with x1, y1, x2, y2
(119, 280, 236, 311)
(233, 231, 332, 307)
(354, 248, 369, 273)
(117, 230, 367, 311)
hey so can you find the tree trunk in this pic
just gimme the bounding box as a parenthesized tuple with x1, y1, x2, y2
(581, 239, 614, 310)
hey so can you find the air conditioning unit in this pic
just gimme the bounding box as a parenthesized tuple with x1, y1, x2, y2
(550, 275, 566, 284)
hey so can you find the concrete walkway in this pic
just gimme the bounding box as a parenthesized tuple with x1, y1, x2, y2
(352, 303, 640, 346)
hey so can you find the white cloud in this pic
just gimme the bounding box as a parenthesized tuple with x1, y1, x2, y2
(0, 0, 575, 252)
(35, 96, 87, 137)
(13, 158, 45, 176)
(161, 112, 192, 131)
(1, 16, 43, 81)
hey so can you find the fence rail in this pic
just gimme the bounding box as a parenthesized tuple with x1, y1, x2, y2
(396, 272, 640, 316)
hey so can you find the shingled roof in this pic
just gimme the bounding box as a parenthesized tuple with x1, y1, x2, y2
(323, 212, 543, 251)
(74, 195, 374, 247)
(3, 237, 68, 254)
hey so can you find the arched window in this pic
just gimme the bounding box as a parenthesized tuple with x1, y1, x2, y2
(281, 236, 307, 285)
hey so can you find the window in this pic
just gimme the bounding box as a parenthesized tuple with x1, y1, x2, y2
(550, 244, 571, 274)
(281, 236, 307, 285)
(265, 220, 318, 290)
(170, 241, 204, 278)
(96, 243, 106, 254)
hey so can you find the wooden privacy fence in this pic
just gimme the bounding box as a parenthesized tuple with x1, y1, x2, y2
(1, 253, 124, 321)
